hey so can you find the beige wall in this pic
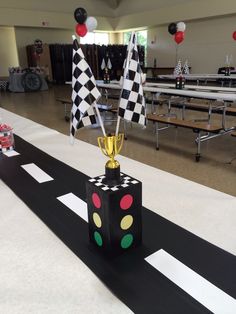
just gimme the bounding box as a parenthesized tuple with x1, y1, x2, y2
(147, 15, 236, 73)
(109, 32, 124, 45)
(3, 0, 236, 32)
(15, 27, 121, 67)
(113, 0, 236, 30)
(0, 0, 115, 18)
(0, 27, 19, 77)
(0, 7, 113, 31)
(2, 2, 236, 75)
(14, 27, 75, 68)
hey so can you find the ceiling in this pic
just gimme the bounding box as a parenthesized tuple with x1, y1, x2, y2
(0, 0, 235, 31)
(0, 0, 114, 17)
(0, 0, 192, 17)
(112, 0, 190, 16)
(101, 0, 122, 9)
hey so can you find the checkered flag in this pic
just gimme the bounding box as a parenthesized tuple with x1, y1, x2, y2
(70, 37, 101, 140)
(183, 60, 190, 75)
(101, 58, 106, 70)
(118, 33, 146, 126)
(107, 58, 112, 70)
(174, 60, 182, 76)
(101, 58, 112, 71)
(119, 41, 133, 86)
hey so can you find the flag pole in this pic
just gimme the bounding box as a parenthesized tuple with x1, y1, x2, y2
(115, 31, 135, 136)
(115, 116, 121, 136)
(94, 103, 107, 137)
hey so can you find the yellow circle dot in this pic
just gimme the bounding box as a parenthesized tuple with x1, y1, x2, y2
(120, 215, 133, 230)
(93, 213, 102, 228)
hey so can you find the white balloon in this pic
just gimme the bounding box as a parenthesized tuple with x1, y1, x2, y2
(177, 22, 186, 32)
(85, 16, 98, 32)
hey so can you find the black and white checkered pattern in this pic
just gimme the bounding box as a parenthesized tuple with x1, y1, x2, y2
(101, 58, 112, 71)
(183, 60, 190, 75)
(70, 37, 101, 138)
(107, 58, 112, 70)
(0, 131, 14, 152)
(118, 33, 146, 126)
(89, 173, 139, 192)
(174, 60, 182, 76)
(119, 48, 129, 86)
(0, 80, 8, 91)
(0, 145, 14, 152)
(0, 131, 11, 137)
(101, 58, 106, 70)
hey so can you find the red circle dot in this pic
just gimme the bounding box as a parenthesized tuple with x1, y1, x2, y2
(120, 194, 133, 210)
(92, 193, 101, 209)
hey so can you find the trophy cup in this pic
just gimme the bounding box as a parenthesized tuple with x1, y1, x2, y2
(98, 133, 124, 186)
(86, 133, 142, 254)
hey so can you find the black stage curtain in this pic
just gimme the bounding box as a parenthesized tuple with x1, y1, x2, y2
(48, 44, 145, 83)
(49, 44, 66, 84)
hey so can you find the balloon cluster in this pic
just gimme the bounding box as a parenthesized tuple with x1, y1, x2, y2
(168, 22, 186, 45)
(74, 7, 98, 37)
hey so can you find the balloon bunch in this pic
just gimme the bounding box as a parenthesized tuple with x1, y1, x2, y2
(168, 22, 186, 44)
(74, 7, 98, 37)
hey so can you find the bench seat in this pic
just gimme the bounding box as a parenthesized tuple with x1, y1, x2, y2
(56, 97, 117, 121)
(147, 114, 224, 161)
(172, 100, 236, 116)
(56, 97, 71, 104)
(147, 114, 223, 133)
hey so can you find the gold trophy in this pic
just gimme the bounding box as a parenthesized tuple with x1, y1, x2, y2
(98, 133, 124, 184)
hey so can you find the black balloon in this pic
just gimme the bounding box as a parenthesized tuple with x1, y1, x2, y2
(74, 7, 87, 24)
(168, 23, 177, 35)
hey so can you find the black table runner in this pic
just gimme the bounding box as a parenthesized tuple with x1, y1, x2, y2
(0, 135, 235, 314)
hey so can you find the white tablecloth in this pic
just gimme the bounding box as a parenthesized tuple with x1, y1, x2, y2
(0, 108, 235, 313)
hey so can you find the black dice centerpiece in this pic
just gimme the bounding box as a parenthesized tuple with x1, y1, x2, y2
(225, 67, 231, 76)
(175, 75, 185, 89)
(86, 134, 142, 253)
(103, 67, 110, 84)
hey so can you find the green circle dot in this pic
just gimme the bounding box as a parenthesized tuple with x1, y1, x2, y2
(94, 231, 103, 247)
(121, 234, 133, 249)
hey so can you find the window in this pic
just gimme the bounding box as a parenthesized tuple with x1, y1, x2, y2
(124, 30, 147, 46)
(124, 30, 147, 66)
(80, 32, 109, 45)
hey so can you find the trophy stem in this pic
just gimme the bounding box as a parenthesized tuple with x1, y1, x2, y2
(103, 165, 121, 186)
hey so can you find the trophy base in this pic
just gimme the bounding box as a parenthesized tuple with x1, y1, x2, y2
(103, 166, 122, 186)
(86, 172, 142, 254)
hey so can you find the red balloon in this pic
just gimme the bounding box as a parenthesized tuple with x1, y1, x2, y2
(175, 31, 184, 44)
(75, 23, 87, 37)
(232, 31, 236, 40)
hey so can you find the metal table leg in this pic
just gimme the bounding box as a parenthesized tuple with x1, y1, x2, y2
(64, 102, 70, 122)
(195, 132, 201, 162)
(155, 122, 159, 150)
(151, 92, 155, 113)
